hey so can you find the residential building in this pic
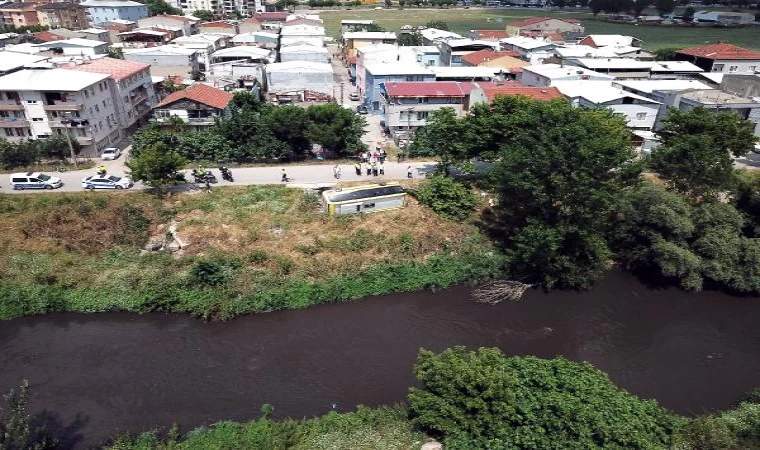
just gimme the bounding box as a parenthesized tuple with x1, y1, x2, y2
(674, 44, 760, 74)
(409, 45, 440, 68)
(720, 74, 760, 101)
(578, 34, 642, 48)
(279, 24, 324, 40)
(613, 78, 715, 102)
(499, 36, 557, 64)
(553, 80, 661, 130)
(471, 29, 509, 41)
(0, 51, 48, 75)
(281, 17, 322, 28)
(550, 45, 619, 61)
(0, 68, 122, 154)
(279, 36, 323, 48)
(123, 45, 198, 77)
(566, 58, 653, 79)
(341, 19, 374, 32)
(662, 89, 760, 135)
(0, 2, 39, 28)
(419, 28, 462, 46)
(34, 38, 109, 56)
(171, 33, 226, 69)
(264, 60, 333, 96)
(467, 81, 562, 107)
(60, 56, 155, 129)
(252, 11, 287, 27)
(505, 17, 583, 37)
(101, 18, 136, 42)
(380, 81, 466, 134)
(153, 82, 233, 129)
(693, 10, 755, 24)
(363, 61, 434, 111)
(80, 0, 148, 26)
(342, 31, 397, 59)
(210, 45, 270, 63)
(238, 17, 263, 33)
(231, 31, 277, 48)
(77, 28, 110, 42)
(198, 20, 238, 35)
(137, 14, 197, 36)
(431, 66, 500, 82)
(460, 49, 527, 76)
(279, 44, 327, 63)
(118, 28, 171, 46)
(646, 61, 704, 79)
(438, 39, 499, 66)
(520, 63, 614, 86)
(354, 43, 398, 94)
(36, 3, 87, 30)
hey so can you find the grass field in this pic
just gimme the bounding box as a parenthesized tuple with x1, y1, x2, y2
(320, 8, 760, 50)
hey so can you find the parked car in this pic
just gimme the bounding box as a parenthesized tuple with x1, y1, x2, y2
(81, 175, 133, 190)
(10, 172, 63, 190)
(356, 105, 368, 114)
(100, 147, 121, 160)
(349, 92, 360, 101)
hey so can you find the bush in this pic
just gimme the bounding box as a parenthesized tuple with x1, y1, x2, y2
(190, 259, 239, 286)
(416, 175, 477, 221)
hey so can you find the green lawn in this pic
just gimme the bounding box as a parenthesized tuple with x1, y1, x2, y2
(320, 8, 760, 50)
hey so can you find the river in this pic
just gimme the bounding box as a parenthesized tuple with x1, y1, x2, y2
(2, 270, 760, 448)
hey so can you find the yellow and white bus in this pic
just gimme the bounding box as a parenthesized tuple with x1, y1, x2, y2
(322, 184, 406, 216)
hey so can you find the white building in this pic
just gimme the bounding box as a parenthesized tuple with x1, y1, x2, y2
(124, 45, 199, 77)
(0, 68, 122, 154)
(33, 38, 109, 56)
(520, 64, 614, 87)
(265, 61, 333, 95)
(279, 44, 328, 63)
(171, 34, 226, 69)
(499, 36, 557, 64)
(566, 58, 654, 79)
(210, 46, 272, 63)
(279, 24, 325, 39)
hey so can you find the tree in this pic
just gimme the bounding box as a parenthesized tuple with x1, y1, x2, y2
(305, 103, 366, 157)
(425, 20, 450, 30)
(683, 6, 695, 20)
(408, 107, 467, 168)
(107, 47, 124, 59)
(1, 380, 54, 449)
(193, 9, 214, 21)
(361, 23, 386, 32)
(190, 69, 206, 81)
(417, 175, 478, 221)
(139, 0, 183, 15)
(470, 97, 641, 288)
(397, 32, 422, 46)
(409, 347, 678, 450)
(384, 0, 393, 7)
(127, 143, 187, 195)
(656, 0, 675, 14)
(264, 105, 311, 158)
(734, 171, 760, 236)
(652, 47, 682, 60)
(651, 107, 756, 199)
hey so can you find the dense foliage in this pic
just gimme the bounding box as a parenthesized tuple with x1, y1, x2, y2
(0, 135, 81, 170)
(133, 93, 366, 163)
(127, 143, 187, 194)
(674, 398, 760, 450)
(1, 381, 54, 449)
(409, 347, 678, 450)
(416, 175, 478, 221)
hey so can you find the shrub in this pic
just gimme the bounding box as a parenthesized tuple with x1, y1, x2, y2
(416, 175, 478, 221)
(190, 259, 238, 286)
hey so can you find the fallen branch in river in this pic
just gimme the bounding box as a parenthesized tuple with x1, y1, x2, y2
(473, 280, 533, 305)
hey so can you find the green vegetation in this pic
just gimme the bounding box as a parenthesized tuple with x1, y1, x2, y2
(138, 0, 183, 16)
(192, 9, 214, 21)
(0, 186, 504, 320)
(409, 347, 678, 449)
(134, 93, 367, 163)
(127, 143, 188, 195)
(0, 134, 81, 170)
(416, 175, 478, 221)
(0, 380, 54, 449)
(320, 9, 760, 50)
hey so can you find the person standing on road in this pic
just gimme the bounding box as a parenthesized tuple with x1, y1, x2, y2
(354, 161, 361, 176)
(281, 168, 288, 182)
(333, 165, 342, 179)
(407, 166, 413, 179)
(366, 163, 372, 176)
(372, 161, 378, 177)
(379, 162, 385, 175)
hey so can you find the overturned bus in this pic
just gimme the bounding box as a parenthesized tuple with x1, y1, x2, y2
(322, 183, 406, 216)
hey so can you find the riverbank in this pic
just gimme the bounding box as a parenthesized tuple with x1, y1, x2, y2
(0, 185, 504, 320)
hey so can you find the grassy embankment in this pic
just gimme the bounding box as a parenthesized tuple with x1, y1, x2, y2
(319, 8, 760, 50)
(107, 405, 423, 450)
(0, 185, 504, 320)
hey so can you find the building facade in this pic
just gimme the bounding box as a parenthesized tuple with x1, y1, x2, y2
(80, 0, 148, 26)
(380, 81, 465, 134)
(152, 82, 233, 130)
(36, 3, 88, 30)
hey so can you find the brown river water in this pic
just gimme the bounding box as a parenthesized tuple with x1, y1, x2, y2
(1, 270, 760, 448)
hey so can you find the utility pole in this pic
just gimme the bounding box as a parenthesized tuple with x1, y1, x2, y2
(340, 81, 344, 105)
(60, 112, 78, 168)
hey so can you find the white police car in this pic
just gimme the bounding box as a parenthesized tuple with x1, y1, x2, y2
(81, 175, 133, 190)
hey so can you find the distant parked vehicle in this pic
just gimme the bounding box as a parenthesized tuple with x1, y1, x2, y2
(349, 92, 360, 101)
(10, 172, 63, 190)
(356, 105, 369, 114)
(100, 147, 121, 160)
(82, 175, 133, 190)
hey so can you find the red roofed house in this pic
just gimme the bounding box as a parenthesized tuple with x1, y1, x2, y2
(198, 20, 239, 35)
(380, 81, 466, 134)
(60, 57, 157, 129)
(471, 29, 509, 41)
(505, 17, 583, 37)
(461, 49, 529, 74)
(674, 43, 760, 74)
(152, 83, 234, 129)
(469, 81, 563, 107)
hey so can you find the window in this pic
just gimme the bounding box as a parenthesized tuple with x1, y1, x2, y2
(417, 111, 429, 120)
(729, 66, 738, 73)
(712, 64, 724, 72)
(750, 66, 757, 72)
(32, 118, 43, 122)
(636, 112, 647, 120)
(84, 90, 89, 99)
(4, 128, 12, 136)
(25, 100, 36, 104)
(417, 98, 428, 104)
(15, 128, 25, 136)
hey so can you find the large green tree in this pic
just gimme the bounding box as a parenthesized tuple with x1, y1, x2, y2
(193, 9, 214, 21)
(397, 33, 422, 46)
(127, 143, 187, 195)
(651, 107, 756, 198)
(478, 97, 641, 288)
(409, 347, 678, 450)
(408, 107, 467, 167)
(305, 103, 366, 157)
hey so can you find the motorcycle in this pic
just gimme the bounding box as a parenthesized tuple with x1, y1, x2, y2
(192, 169, 218, 184)
(219, 167, 234, 182)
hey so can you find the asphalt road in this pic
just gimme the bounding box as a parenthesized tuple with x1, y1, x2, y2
(1, 160, 438, 194)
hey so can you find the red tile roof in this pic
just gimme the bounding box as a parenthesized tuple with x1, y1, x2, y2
(199, 21, 236, 29)
(481, 83, 562, 102)
(461, 49, 521, 66)
(156, 83, 233, 110)
(472, 29, 509, 40)
(675, 43, 760, 61)
(254, 12, 288, 21)
(60, 57, 150, 81)
(33, 30, 60, 42)
(384, 81, 465, 97)
(506, 16, 577, 28)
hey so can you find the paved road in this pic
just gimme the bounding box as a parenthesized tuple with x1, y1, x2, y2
(1, 160, 438, 194)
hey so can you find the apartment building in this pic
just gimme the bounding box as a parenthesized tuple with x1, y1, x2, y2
(152, 83, 233, 130)
(0, 68, 121, 154)
(137, 14, 197, 36)
(36, 3, 87, 30)
(675, 43, 760, 74)
(380, 81, 466, 134)
(0, 2, 40, 28)
(80, 0, 148, 26)
(60, 57, 156, 130)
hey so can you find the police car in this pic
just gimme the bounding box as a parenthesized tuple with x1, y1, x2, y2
(81, 175, 134, 190)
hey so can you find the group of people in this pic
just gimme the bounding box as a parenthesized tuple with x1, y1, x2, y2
(353, 161, 385, 177)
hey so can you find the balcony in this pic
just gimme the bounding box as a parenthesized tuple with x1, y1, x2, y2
(186, 117, 216, 125)
(0, 103, 24, 111)
(131, 93, 149, 105)
(0, 119, 29, 127)
(43, 103, 84, 112)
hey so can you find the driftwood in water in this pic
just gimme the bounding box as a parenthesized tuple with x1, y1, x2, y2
(473, 280, 533, 305)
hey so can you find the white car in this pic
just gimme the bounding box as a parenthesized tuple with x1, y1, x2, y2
(100, 148, 121, 160)
(82, 175, 133, 190)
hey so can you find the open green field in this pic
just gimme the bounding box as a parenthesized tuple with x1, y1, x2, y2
(320, 8, 760, 50)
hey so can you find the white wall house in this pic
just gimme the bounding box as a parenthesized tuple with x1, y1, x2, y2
(520, 64, 614, 87)
(265, 61, 333, 96)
